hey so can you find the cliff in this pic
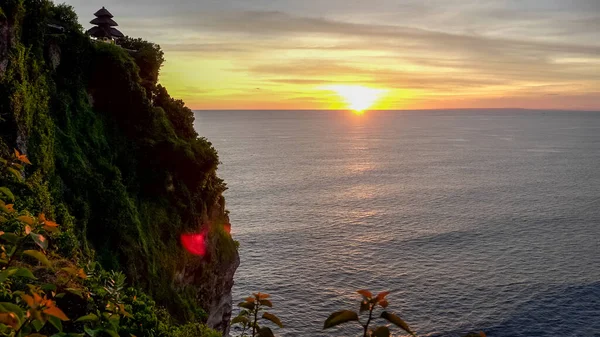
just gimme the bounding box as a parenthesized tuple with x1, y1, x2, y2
(0, 1, 238, 334)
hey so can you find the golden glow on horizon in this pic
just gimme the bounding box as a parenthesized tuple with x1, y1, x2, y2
(325, 85, 388, 113)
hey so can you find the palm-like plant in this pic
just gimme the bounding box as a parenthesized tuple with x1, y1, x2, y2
(232, 292, 283, 337)
(324, 290, 415, 337)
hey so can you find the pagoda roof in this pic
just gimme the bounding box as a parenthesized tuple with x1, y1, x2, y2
(90, 16, 118, 26)
(110, 27, 124, 38)
(86, 26, 124, 38)
(94, 7, 114, 18)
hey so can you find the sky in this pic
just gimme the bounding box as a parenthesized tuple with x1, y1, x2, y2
(63, 0, 600, 110)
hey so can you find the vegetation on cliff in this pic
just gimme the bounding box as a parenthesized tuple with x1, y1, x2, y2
(0, 0, 237, 335)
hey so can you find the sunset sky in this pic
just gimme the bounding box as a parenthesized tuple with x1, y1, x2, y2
(64, 0, 600, 110)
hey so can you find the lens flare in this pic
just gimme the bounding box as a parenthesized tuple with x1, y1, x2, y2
(181, 233, 207, 256)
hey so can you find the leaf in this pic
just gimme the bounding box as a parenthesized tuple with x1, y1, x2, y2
(61, 267, 87, 279)
(0, 187, 14, 202)
(21, 294, 36, 308)
(380, 311, 415, 336)
(238, 301, 256, 311)
(44, 306, 69, 321)
(84, 326, 99, 336)
(1, 203, 15, 213)
(0, 302, 25, 320)
(357, 289, 372, 299)
(257, 327, 275, 337)
(254, 292, 270, 300)
(379, 299, 389, 308)
(323, 310, 359, 329)
(7, 167, 22, 181)
(372, 326, 391, 337)
(75, 314, 99, 323)
(65, 288, 84, 298)
(231, 315, 249, 325)
(13, 267, 36, 279)
(42, 215, 58, 228)
(14, 149, 32, 165)
(41, 284, 57, 292)
(31, 318, 44, 331)
(1, 232, 19, 244)
(18, 216, 35, 226)
(103, 329, 120, 337)
(0, 312, 19, 328)
(23, 250, 52, 267)
(30, 233, 48, 250)
(259, 299, 273, 307)
(375, 291, 390, 302)
(262, 312, 283, 328)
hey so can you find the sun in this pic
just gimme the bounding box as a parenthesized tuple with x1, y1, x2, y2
(325, 85, 388, 113)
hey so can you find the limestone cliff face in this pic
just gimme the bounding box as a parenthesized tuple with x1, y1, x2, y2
(0, 10, 10, 80)
(177, 195, 240, 335)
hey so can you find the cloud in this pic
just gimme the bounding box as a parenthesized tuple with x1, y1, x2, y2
(65, 0, 600, 109)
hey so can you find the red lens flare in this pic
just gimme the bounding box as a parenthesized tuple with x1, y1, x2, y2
(181, 233, 207, 256)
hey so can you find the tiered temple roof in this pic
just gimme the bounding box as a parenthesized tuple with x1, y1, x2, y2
(86, 7, 124, 40)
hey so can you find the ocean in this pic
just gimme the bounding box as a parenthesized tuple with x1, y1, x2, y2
(194, 110, 600, 337)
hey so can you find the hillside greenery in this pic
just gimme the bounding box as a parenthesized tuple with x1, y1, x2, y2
(0, 0, 233, 335)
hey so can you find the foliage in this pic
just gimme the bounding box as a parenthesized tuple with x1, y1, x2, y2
(170, 323, 222, 337)
(324, 290, 414, 337)
(232, 293, 283, 337)
(116, 36, 164, 99)
(0, 151, 70, 337)
(0, 152, 221, 336)
(153, 85, 198, 140)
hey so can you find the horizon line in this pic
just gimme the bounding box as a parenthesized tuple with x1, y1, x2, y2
(191, 108, 600, 112)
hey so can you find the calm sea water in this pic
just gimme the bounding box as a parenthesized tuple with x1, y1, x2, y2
(194, 110, 600, 337)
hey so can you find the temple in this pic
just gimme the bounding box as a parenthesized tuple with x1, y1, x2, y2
(86, 7, 124, 43)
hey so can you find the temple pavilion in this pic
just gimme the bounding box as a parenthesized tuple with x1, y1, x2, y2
(86, 7, 124, 43)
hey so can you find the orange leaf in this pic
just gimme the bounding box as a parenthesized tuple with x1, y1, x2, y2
(25, 225, 32, 234)
(14, 149, 31, 165)
(375, 291, 390, 302)
(22, 294, 35, 308)
(38, 213, 46, 222)
(32, 292, 43, 305)
(357, 290, 373, 298)
(6, 204, 14, 213)
(379, 299, 389, 308)
(19, 155, 31, 165)
(17, 215, 35, 225)
(44, 220, 58, 228)
(0, 312, 19, 328)
(245, 296, 255, 303)
(254, 292, 270, 299)
(44, 306, 69, 321)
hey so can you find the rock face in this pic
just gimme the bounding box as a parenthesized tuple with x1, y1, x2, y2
(176, 195, 240, 336)
(0, 10, 11, 80)
(204, 245, 239, 335)
(47, 42, 61, 70)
